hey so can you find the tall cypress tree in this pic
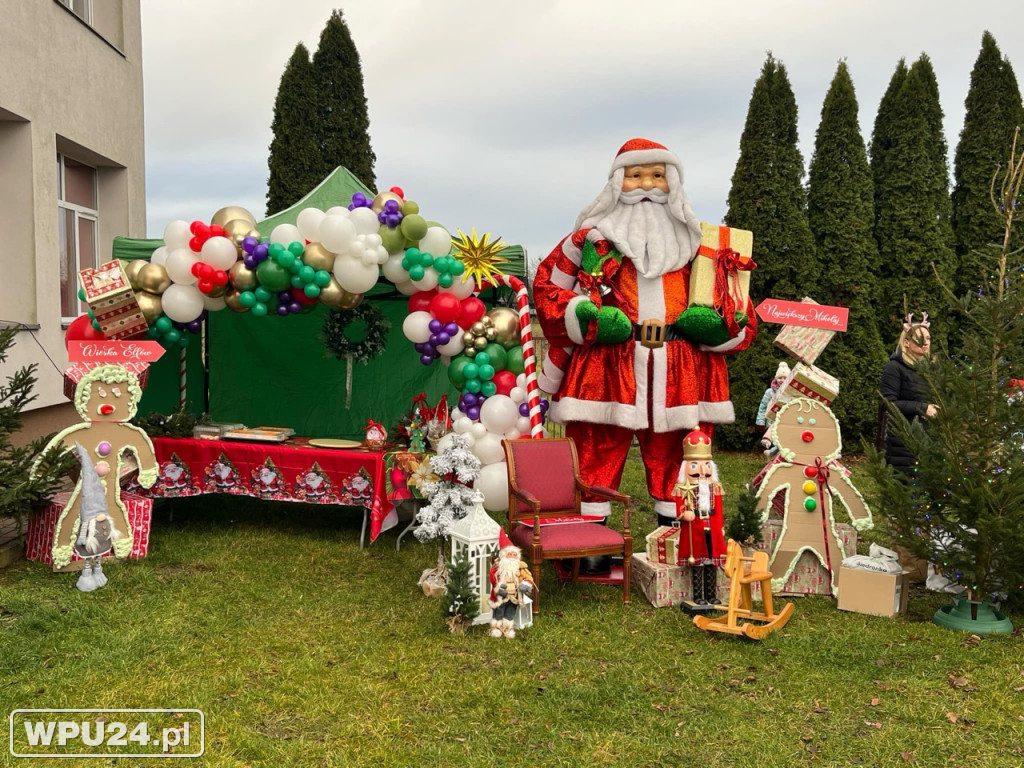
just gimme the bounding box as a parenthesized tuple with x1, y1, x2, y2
(872, 56, 957, 349)
(806, 61, 888, 442)
(266, 43, 321, 215)
(952, 32, 1024, 293)
(719, 55, 818, 449)
(312, 10, 376, 192)
(870, 60, 909, 230)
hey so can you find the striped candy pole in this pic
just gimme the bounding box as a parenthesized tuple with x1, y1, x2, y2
(179, 347, 187, 408)
(484, 275, 544, 438)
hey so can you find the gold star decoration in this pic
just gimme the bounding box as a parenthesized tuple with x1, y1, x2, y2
(451, 228, 509, 287)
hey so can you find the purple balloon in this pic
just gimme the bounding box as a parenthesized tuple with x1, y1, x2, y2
(255, 243, 269, 260)
(466, 406, 480, 421)
(519, 402, 531, 417)
(186, 320, 202, 334)
(444, 322, 459, 336)
(383, 200, 400, 213)
(420, 354, 434, 366)
(540, 399, 550, 414)
(435, 332, 449, 345)
(286, 301, 301, 313)
(278, 290, 292, 303)
(242, 236, 259, 254)
(243, 255, 256, 270)
(462, 392, 478, 407)
(428, 319, 443, 334)
(385, 213, 402, 228)
(276, 304, 290, 316)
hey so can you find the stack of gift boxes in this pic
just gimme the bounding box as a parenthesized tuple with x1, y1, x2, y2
(765, 298, 840, 423)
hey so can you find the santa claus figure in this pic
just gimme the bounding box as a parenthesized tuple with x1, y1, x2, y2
(533, 138, 756, 537)
(670, 429, 727, 606)
(488, 531, 535, 639)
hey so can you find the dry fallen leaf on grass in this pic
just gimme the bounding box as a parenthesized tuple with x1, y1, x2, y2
(870, 698, 880, 706)
(946, 712, 959, 724)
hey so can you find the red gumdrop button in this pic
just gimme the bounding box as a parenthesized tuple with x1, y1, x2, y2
(98, 404, 115, 416)
(804, 466, 817, 478)
(801, 431, 814, 442)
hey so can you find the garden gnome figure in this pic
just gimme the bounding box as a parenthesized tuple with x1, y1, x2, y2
(72, 442, 121, 591)
(671, 429, 727, 609)
(488, 529, 535, 639)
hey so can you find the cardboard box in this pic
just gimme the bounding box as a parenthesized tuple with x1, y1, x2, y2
(24, 491, 153, 572)
(837, 566, 910, 617)
(773, 298, 837, 365)
(766, 362, 840, 422)
(631, 553, 729, 608)
(78, 260, 148, 340)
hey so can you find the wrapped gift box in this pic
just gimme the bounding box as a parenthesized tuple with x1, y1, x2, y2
(645, 525, 682, 565)
(766, 362, 840, 422)
(78, 260, 148, 340)
(631, 553, 729, 608)
(773, 298, 836, 365)
(25, 491, 153, 572)
(690, 222, 755, 309)
(759, 519, 856, 596)
(62, 362, 150, 401)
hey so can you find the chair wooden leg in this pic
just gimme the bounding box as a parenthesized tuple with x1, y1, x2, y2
(531, 548, 541, 615)
(571, 558, 580, 582)
(623, 553, 631, 604)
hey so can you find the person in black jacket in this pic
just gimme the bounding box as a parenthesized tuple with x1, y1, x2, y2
(879, 315, 938, 475)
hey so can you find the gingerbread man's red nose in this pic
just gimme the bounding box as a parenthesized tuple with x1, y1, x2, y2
(98, 404, 115, 416)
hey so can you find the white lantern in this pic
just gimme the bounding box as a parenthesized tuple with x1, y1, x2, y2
(449, 491, 501, 625)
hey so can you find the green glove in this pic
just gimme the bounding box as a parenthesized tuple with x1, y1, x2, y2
(674, 307, 749, 347)
(575, 301, 632, 344)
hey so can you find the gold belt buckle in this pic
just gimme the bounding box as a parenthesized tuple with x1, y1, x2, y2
(639, 318, 665, 349)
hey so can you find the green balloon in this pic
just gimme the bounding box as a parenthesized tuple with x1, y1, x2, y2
(268, 242, 285, 260)
(400, 213, 428, 241)
(252, 302, 268, 317)
(164, 328, 181, 343)
(438, 273, 453, 288)
(450, 260, 465, 276)
(505, 345, 525, 375)
(409, 264, 425, 281)
(147, 326, 161, 339)
(464, 363, 479, 380)
(257, 260, 291, 292)
(239, 291, 256, 308)
(401, 200, 420, 215)
(448, 355, 473, 388)
(78, 287, 86, 301)
(379, 226, 406, 253)
(298, 265, 315, 283)
(474, 352, 490, 366)
(478, 364, 495, 381)
(178, 335, 190, 347)
(287, 241, 305, 256)
(291, 275, 304, 288)
(314, 270, 332, 287)
(481, 381, 497, 397)
(483, 343, 507, 371)
(279, 250, 297, 268)
(404, 247, 422, 265)
(254, 287, 271, 303)
(303, 283, 321, 298)
(155, 316, 173, 333)
(464, 378, 482, 394)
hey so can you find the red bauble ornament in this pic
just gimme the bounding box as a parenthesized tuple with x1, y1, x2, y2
(429, 292, 462, 324)
(457, 297, 486, 328)
(491, 370, 517, 396)
(65, 314, 106, 347)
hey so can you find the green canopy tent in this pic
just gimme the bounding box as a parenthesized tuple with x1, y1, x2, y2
(112, 168, 526, 437)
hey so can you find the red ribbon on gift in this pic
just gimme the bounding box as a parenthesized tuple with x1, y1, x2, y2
(698, 226, 757, 339)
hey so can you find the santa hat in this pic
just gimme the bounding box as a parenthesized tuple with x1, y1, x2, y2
(608, 138, 683, 177)
(682, 429, 713, 461)
(498, 528, 518, 555)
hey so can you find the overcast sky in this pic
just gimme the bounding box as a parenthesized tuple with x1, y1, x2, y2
(141, 1, 1024, 272)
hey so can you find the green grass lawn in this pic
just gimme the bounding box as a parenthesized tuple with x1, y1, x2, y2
(1, 450, 1022, 767)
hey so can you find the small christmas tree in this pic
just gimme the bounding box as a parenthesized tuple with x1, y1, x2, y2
(868, 128, 1024, 621)
(726, 484, 764, 549)
(441, 554, 479, 634)
(0, 328, 75, 526)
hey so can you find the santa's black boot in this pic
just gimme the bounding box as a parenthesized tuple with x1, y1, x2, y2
(704, 565, 720, 605)
(693, 566, 708, 605)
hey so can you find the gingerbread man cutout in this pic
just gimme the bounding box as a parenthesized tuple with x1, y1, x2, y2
(34, 364, 159, 569)
(755, 398, 873, 595)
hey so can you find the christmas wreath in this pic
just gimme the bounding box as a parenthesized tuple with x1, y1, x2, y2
(322, 303, 390, 364)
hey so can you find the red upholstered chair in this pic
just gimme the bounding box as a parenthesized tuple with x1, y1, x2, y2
(501, 437, 631, 613)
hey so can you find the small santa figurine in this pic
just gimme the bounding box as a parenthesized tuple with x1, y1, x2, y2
(670, 429, 727, 606)
(488, 530, 536, 639)
(364, 419, 387, 451)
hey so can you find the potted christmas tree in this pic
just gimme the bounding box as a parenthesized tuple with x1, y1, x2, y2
(868, 130, 1024, 633)
(441, 554, 479, 634)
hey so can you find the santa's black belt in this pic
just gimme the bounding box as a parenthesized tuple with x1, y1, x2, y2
(633, 320, 684, 349)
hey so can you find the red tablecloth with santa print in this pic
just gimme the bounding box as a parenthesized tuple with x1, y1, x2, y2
(127, 437, 398, 544)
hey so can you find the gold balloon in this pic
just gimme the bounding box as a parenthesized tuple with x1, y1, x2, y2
(488, 307, 520, 347)
(462, 331, 475, 346)
(471, 321, 485, 335)
(228, 261, 258, 292)
(137, 263, 171, 294)
(370, 191, 403, 214)
(319, 277, 363, 309)
(124, 259, 147, 290)
(222, 218, 260, 252)
(473, 337, 488, 350)
(303, 242, 336, 272)
(135, 291, 163, 324)
(211, 206, 257, 229)
(208, 284, 227, 299)
(338, 291, 364, 310)
(223, 289, 250, 313)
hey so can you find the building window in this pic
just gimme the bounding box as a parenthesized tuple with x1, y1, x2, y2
(57, 0, 92, 26)
(58, 154, 98, 321)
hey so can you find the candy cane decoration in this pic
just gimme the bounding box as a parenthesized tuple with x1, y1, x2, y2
(179, 347, 187, 408)
(483, 274, 544, 438)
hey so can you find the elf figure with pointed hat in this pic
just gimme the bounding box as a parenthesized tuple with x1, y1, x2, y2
(488, 529, 535, 639)
(533, 138, 756, 526)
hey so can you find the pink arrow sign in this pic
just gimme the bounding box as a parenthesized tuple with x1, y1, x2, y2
(68, 340, 166, 364)
(755, 299, 848, 331)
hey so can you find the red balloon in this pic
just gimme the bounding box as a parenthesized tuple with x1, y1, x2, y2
(190, 261, 203, 277)
(65, 314, 106, 348)
(197, 280, 213, 295)
(458, 297, 486, 328)
(408, 290, 437, 314)
(188, 235, 203, 253)
(189, 220, 204, 236)
(290, 286, 319, 306)
(492, 370, 517, 396)
(212, 270, 229, 287)
(210, 224, 225, 237)
(389, 186, 405, 199)
(429, 292, 462, 324)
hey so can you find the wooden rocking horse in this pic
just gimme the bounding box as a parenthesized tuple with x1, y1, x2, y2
(693, 540, 794, 640)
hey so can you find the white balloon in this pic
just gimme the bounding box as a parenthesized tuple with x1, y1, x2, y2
(349, 207, 379, 235)
(200, 236, 238, 270)
(451, 407, 464, 421)
(162, 284, 205, 323)
(418, 226, 452, 258)
(165, 248, 198, 285)
(360, 247, 379, 267)
(476, 461, 509, 512)
(381, 253, 407, 283)
(270, 223, 301, 246)
(509, 386, 526, 403)
(410, 267, 439, 292)
(440, 275, 476, 299)
(150, 246, 169, 266)
(516, 416, 533, 435)
(470, 422, 488, 439)
(319, 215, 356, 253)
(480, 395, 520, 434)
(504, 428, 521, 440)
(437, 335, 465, 357)
(325, 206, 350, 217)
(402, 311, 433, 344)
(453, 416, 473, 434)
(471, 433, 506, 466)
(363, 233, 382, 249)
(333, 255, 379, 294)
(516, 374, 527, 389)
(295, 207, 326, 242)
(395, 280, 417, 296)
(375, 246, 390, 265)
(163, 220, 191, 250)
(202, 293, 227, 311)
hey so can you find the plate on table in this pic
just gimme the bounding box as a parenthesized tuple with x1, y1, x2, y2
(308, 438, 363, 449)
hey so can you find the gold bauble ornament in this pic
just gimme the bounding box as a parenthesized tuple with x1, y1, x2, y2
(135, 291, 163, 324)
(370, 191, 403, 214)
(223, 289, 250, 313)
(124, 259, 147, 290)
(211, 206, 257, 229)
(487, 308, 520, 347)
(137, 263, 171, 294)
(222, 218, 260, 252)
(228, 262, 258, 292)
(303, 242, 336, 272)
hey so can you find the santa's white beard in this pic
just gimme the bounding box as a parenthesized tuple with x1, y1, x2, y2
(496, 554, 520, 583)
(592, 199, 693, 278)
(696, 478, 712, 515)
